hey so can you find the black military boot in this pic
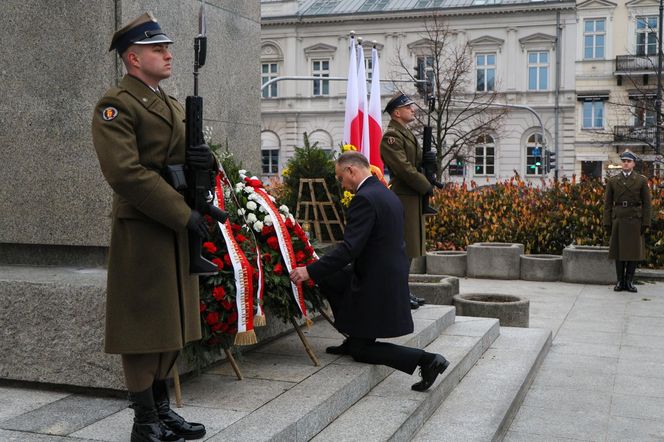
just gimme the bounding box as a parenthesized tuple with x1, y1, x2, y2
(153, 379, 206, 440)
(614, 261, 625, 292)
(128, 387, 184, 442)
(624, 262, 638, 293)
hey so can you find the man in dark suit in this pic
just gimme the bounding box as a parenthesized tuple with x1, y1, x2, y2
(289, 151, 449, 392)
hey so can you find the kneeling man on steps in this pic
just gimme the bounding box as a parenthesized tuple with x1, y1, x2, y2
(289, 151, 449, 392)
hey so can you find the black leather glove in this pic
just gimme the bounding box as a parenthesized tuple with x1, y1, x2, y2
(186, 144, 213, 169)
(187, 210, 209, 239)
(423, 151, 437, 164)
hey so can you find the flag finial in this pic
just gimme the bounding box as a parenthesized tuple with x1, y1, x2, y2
(357, 36, 363, 45)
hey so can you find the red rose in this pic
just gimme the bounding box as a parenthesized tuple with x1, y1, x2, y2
(235, 234, 247, 243)
(221, 298, 233, 311)
(213, 286, 225, 301)
(266, 236, 279, 251)
(228, 311, 238, 324)
(205, 311, 219, 325)
(294, 250, 305, 263)
(231, 223, 242, 232)
(203, 241, 217, 254)
(199, 302, 207, 313)
(211, 322, 224, 332)
(262, 225, 275, 236)
(262, 253, 271, 264)
(274, 263, 283, 275)
(223, 254, 232, 266)
(212, 257, 224, 270)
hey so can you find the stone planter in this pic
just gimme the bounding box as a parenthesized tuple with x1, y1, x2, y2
(408, 274, 459, 305)
(562, 245, 614, 284)
(453, 293, 529, 327)
(426, 251, 467, 277)
(466, 242, 524, 280)
(520, 254, 562, 282)
(409, 255, 426, 274)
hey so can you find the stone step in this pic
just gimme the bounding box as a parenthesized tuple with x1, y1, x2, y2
(310, 316, 500, 441)
(201, 305, 457, 442)
(413, 326, 552, 442)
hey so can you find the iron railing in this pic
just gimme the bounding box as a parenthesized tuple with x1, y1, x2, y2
(614, 125, 657, 145)
(615, 55, 657, 73)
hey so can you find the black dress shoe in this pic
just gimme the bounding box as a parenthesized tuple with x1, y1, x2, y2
(625, 280, 638, 293)
(410, 293, 426, 306)
(412, 354, 449, 392)
(613, 281, 624, 292)
(410, 298, 420, 309)
(153, 380, 206, 440)
(325, 340, 349, 355)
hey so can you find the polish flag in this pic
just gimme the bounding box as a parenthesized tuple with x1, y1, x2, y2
(357, 41, 370, 160)
(368, 45, 384, 171)
(343, 35, 361, 148)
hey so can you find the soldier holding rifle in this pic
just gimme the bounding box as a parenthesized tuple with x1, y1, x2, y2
(92, 12, 211, 441)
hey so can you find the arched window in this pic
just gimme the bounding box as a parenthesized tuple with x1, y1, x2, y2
(308, 130, 334, 156)
(525, 133, 544, 176)
(474, 135, 495, 176)
(261, 131, 280, 175)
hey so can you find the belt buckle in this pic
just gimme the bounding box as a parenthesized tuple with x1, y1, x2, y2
(621, 201, 628, 207)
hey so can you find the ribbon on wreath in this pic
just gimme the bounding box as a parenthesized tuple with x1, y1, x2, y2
(213, 174, 257, 345)
(253, 244, 266, 326)
(250, 186, 310, 325)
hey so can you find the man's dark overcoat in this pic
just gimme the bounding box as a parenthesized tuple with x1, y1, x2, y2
(603, 172, 652, 261)
(380, 120, 431, 259)
(307, 176, 413, 339)
(92, 75, 201, 354)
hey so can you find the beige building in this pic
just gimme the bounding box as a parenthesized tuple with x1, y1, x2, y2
(260, 0, 579, 184)
(575, 0, 663, 178)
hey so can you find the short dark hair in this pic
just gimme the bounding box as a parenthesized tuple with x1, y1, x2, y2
(337, 151, 370, 169)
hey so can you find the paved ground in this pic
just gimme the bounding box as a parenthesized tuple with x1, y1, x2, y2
(0, 277, 663, 441)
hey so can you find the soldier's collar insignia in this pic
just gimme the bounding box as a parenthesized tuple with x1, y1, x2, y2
(387, 136, 396, 145)
(102, 107, 118, 121)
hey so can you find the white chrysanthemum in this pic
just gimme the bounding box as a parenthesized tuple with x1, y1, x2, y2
(246, 201, 257, 211)
(269, 196, 276, 202)
(263, 215, 272, 226)
(224, 188, 231, 199)
(238, 169, 247, 176)
(235, 183, 245, 192)
(247, 193, 257, 201)
(237, 208, 246, 216)
(253, 220, 264, 232)
(258, 206, 267, 213)
(279, 205, 290, 214)
(246, 213, 257, 223)
(244, 186, 255, 194)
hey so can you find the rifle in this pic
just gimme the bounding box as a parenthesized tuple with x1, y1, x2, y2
(421, 94, 445, 215)
(186, 2, 228, 275)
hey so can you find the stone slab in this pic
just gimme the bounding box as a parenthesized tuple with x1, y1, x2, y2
(562, 245, 614, 284)
(519, 254, 562, 282)
(409, 275, 459, 305)
(413, 327, 551, 442)
(466, 242, 524, 280)
(425, 251, 467, 277)
(0, 386, 70, 423)
(0, 429, 95, 441)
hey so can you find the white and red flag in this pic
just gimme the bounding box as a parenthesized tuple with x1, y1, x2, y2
(368, 45, 383, 171)
(342, 35, 360, 148)
(357, 41, 370, 160)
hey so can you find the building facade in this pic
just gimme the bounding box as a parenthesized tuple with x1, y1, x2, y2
(261, 0, 578, 184)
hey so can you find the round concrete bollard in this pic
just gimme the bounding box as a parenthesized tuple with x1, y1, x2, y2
(466, 242, 524, 280)
(453, 293, 529, 327)
(426, 251, 467, 277)
(520, 254, 562, 281)
(409, 274, 459, 305)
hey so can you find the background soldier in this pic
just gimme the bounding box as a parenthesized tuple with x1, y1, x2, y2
(92, 13, 209, 441)
(380, 93, 434, 309)
(603, 149, 652, 293)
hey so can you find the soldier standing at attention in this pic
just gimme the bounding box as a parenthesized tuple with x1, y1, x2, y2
(380, 93, 435, 309)
(92, 13, 210, 442)
(603, 149, 652, 293)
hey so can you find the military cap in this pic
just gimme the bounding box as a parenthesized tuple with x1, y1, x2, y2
(109, 12, 173, 55)
(384, 93, 415, 114)
(620, 149, 638, 162)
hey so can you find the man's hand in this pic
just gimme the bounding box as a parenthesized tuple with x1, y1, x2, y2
(290, 266, 310, 284)
(187, 210, 209, 239)
(423, 149, 437, 164)
(186, 143, 213, 169)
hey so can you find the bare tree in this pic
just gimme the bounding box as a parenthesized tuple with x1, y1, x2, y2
(391, 14, 508, 179)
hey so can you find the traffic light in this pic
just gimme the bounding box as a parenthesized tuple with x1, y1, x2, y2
(414, 60, 426, 96)
(530, 146, 542, 172)
(544, 150, 556, 174)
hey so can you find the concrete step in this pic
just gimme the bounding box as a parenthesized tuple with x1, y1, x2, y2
(311, 316, 500, 442)
(413, 326, 552, 442)
(202, 305, 457, 442)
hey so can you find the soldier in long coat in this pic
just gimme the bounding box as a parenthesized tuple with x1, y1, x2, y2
(380, 93, 434, 309)
(603, 149, 652, 293)
(92, 13, 208, 441)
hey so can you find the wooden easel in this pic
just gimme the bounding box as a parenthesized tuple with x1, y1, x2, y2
(295, 178, 344, 243)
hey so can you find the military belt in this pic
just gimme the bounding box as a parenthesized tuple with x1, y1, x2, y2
(615, 201, 641, 208)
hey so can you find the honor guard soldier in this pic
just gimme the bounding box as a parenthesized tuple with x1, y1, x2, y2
(92, 12, 210, 441)
(603, 149, 652, 293)
(380, 93, 433, 309)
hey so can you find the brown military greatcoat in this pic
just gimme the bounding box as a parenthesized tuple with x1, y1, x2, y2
(380, 120, 432, 258)
(92, 75, 201, 354)
(603, 171, 652, 261)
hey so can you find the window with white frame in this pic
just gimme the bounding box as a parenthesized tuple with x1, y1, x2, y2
(527, 51, 549, 91)
(636, 16, 658, 56)
(525, 134, 544, 176)
(415, 55, 435, 93)
(584, 18, 605, 59)
(261, 132, 280, 175)
(634, 100, 657, 126)
(449, 156, 465, 176)
(474, 135, 495, 175)
(312, 59, 330, 96)
(261, 63, 278, 98)
(476, 53, 496, 92)
(582, 101, 604, 129)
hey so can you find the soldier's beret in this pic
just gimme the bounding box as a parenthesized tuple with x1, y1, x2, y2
(619, 150, 638, 161)
(384, 93, 415, 114)
(109, 12, 173, 55)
